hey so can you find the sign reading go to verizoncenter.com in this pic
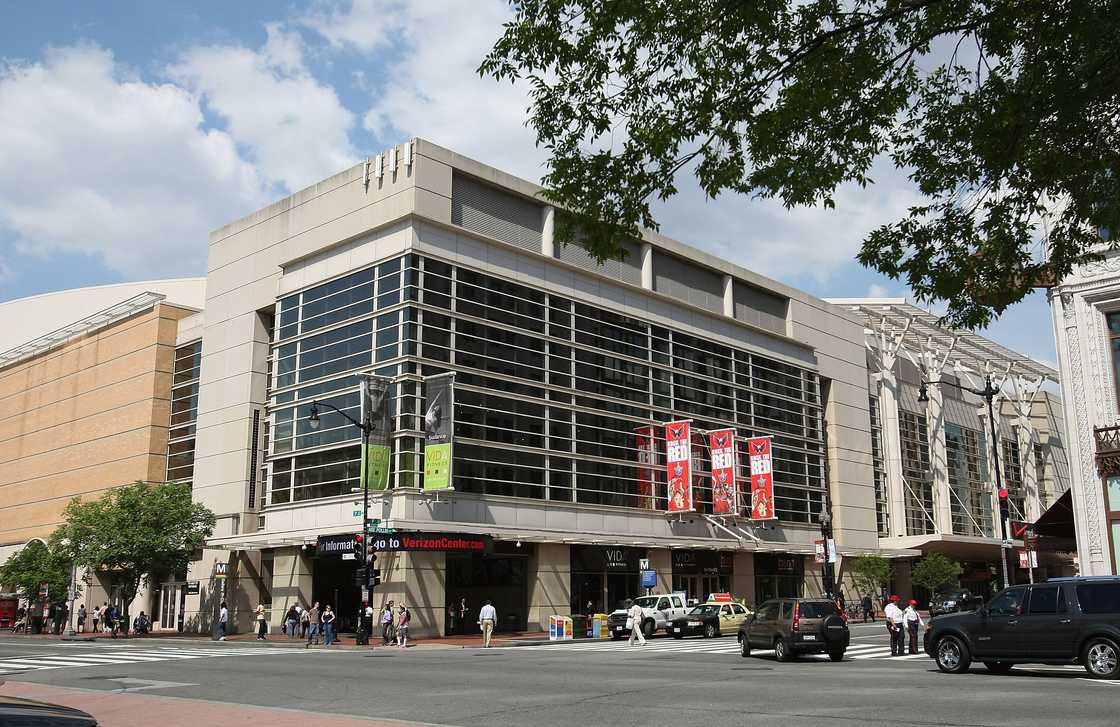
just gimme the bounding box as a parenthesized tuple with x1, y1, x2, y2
(370, 532, 494, 554)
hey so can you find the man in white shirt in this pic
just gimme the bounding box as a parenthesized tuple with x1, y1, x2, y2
(627, 599, 646, 646)
(478, 600, 497, 647)
(903, 599, 924, 654)
(884, 595, 905, 656)
(218, 601, 229, 641)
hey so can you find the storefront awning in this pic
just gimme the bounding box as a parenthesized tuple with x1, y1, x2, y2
(879, 533, 1017, 562)
(1034, 490, 1074, 539)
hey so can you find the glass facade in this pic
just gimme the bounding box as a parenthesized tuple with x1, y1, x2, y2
(1002, 434, 1026, 520)
(899, 409, 934, 535)
(945, 423, 991, 537)
(265, 254, 827, 521)
(166, 340, 202, 485)
(869, 394, 889, 535)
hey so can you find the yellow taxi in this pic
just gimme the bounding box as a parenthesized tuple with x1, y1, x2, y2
(669, 594, 753, 638)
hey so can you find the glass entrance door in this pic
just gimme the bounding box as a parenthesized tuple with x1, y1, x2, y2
(159, 583, 184, 631)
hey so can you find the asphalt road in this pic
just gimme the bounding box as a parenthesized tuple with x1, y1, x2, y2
(0, 622, 1117, 727)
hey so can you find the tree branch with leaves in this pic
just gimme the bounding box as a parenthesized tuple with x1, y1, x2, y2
(482, 0, 1120, 328)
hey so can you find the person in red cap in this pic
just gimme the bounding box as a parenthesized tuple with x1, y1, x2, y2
(884, 594, 905, 656)
(904, 599, 924, 654)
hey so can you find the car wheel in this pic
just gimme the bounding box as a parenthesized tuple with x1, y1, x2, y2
(740, 635, 751, 658)
(982, 661, 1014, 674)
(934, 635, 972, 674)
(774, 637, 793, 662)
(611, 632, 622, 641)
(672, 632, 683, 639)
(703, 623, 717, 639)
(1083, 637, 1120, 679)
(642, 620, 655, 639)
(829, 650, 845, 662)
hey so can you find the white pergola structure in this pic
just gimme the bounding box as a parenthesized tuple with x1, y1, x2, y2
(829, 299, 1058, 560)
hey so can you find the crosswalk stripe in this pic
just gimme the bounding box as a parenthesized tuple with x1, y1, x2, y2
(0, 645, 304, 674)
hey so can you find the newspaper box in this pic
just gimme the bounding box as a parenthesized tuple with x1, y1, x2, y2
(548, 615, 573, 640)
(589, 613, 609, 639)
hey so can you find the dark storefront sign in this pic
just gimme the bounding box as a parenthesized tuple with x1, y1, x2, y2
(371, 532, 494, 554)
(754, 553, 803, 576)
(570, 545, 642, 573)
(671, 549, 734, 575)
(185, 581, 200, 596)
(316, 534, 358, 557)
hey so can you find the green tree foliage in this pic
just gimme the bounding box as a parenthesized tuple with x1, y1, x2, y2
(849, 554, 892, 599)
(911, 552, 964, 594)
(0, 539, 73, 604)
(53, 482, 215, 617)
(482, 0, 1120, 328)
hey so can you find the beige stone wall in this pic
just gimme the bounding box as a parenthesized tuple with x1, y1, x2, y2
(528, 543, 571, 630)
(0, 302, 193, 547)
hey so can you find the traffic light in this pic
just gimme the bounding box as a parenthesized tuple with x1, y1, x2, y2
(998, 487, 1010, 520)
(354, 533, 366, 564)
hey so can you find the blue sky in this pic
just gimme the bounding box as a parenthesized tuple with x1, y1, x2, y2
(0, 1, 1057, 365)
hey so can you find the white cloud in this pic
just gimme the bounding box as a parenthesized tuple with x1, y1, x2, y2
(298, 0, 407, 54)
(865, 283, 891, 298)
(302, 0, 544, 181)
(169, 24, 357, 193)
(0, 44, 264, 278)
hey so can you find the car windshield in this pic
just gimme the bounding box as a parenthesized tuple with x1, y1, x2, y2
(688, 605, 720, 615)
(798, 602, 839, 618)
(631, 597, 659, 609)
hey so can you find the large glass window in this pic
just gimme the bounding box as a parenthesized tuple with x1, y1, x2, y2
(1002, 434, 1026, 521)
(946, 423, 992, 537)
(869, 394, 889, 535)
(899, 409, 934, 535)
(166, 341, 202, 484)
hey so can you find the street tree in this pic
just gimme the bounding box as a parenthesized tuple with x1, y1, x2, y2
(482, 0, 1120, 328)
(848, 554, 892, 601)
(911, 552, 964, 594)
(0, 539, 73, 605)
(52, 481, 215, 620)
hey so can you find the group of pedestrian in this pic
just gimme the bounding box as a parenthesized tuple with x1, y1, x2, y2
(279, 602, 336, 646)
(378, 601, 412, 648)
(883, 594, 924, 656)
(446, 597, 470, 635)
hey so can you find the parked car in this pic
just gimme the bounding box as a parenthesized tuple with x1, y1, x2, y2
(0, 692, 97, 725)
(607, 594, 689, 639)
(925, 576, 1120, 679)
(929, 588, 981, 618)
(738, 598, 849, 662)
(669, 601, 752, 639)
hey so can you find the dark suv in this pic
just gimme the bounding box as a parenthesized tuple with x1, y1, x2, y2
(928, 589, 981, 618)
(738, 598, 849, 662)
(925, 577, 1120, 679)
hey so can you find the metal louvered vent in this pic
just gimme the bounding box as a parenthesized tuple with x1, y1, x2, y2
(653, 251, 725, 314)
(451, 173, 543, 252)
(733, 280, 788, 334)
(555, 231, 642, 286)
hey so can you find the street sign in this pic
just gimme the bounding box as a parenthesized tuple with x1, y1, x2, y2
(814, 539, 826, 564)
(372, 527, 396, 535)
(640, 570, 657, 588)
(213, 562, 228, 578)
(186, 581, 200, 595)
(1018, 550, 1038, 569)
(367, 518, 381, 527)
(342, 553, 356, 560)
(638, 558, 650, 571)
(353, 510, 362, 517)
(1001, 538, 1014, 549)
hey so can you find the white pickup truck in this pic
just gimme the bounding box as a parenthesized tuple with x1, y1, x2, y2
(606, 594, 689, 639)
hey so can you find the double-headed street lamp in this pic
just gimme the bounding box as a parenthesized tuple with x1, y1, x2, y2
(918, 374, 1011, 591)
(307, 390, 376, 619)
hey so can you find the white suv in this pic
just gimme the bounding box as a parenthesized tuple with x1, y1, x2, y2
(607, 594, 689, 639)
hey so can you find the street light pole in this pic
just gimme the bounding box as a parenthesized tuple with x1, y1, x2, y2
(919, 374, 1011, 591)
(59, 538, 78, 640)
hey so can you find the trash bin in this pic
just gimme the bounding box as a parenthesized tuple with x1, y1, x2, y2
(571, 614, 587, 638)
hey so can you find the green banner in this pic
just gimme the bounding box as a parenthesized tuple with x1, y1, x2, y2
(423, 442, 453, 491)
(422, 373, 455, 492)
(363, 442, 391, 491)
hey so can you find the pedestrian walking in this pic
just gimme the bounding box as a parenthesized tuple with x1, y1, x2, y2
(447, 601, 460, 636)
(458, 598, 468, 635)
(107, 605, 119, 638)
(300, 605, 310, 639)
(305, 602, 321, 647)
(361, 601, 374, 645)
(861, 595, 874, 623)
(627, 599, 646, 646)
(76, 604, 87, 634)
(884, 595, 905, 656)
(381, 602, 395, 645)
(904, 599, 923, 655)
(285, 604, 300, 641)
(322, 605, 336, 646)
(478, 599, 497, 648)
(255, 604, 268, 640)
(396, 605, 411, 649)
(218, 601, 229, 641)
(100, 602, 110, 635)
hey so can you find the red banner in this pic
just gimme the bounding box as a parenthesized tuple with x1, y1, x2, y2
(665, 420, 693, 513)
(708, 428, 737, 515)
(635, 425, 658, 510)
(747, 435, 776, 520)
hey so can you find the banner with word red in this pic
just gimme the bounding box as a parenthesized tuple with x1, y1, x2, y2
(747, 435, 776, 520)
(665, 420, 694, 513)
(708, 428, 737, 515)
